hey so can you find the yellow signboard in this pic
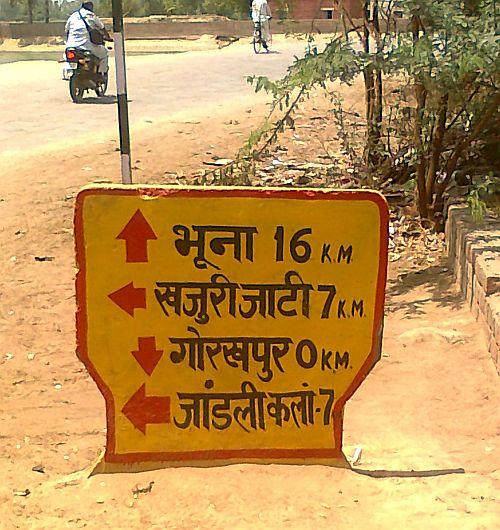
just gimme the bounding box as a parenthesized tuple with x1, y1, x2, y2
(75, 186, 388, 469)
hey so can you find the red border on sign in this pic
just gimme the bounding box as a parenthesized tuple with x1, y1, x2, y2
(74, 187, 389, 464)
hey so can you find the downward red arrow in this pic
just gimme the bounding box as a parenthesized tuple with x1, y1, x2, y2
(108, 282, 146, 316)
(117, 209, 157, 263)
(132, 337, 163, 376)
(122, 384, 171, 434)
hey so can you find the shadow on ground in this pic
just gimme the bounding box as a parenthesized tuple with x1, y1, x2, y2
(80, 95, 117, 105)
(352, 467, 466, 479)
(386, 264, 464, 317)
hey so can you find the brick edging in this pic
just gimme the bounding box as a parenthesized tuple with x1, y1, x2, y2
(446, 205, 500, 373)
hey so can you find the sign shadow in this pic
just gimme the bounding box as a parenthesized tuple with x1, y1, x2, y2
(352, 467, 465, 479)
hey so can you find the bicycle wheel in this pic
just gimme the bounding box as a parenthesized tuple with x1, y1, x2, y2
(259, 19, 272, 52)
(267, 20, 272, 47)
(253, 31, 262, 54)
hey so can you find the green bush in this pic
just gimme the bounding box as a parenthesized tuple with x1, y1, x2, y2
(248, 0, 499, 228)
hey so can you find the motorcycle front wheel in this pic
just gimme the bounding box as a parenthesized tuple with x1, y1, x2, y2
(69, 75, 84, 104)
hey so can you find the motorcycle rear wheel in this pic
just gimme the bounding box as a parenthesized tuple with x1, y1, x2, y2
(95, 72, 108, 97)
(69, 75, 84, 104)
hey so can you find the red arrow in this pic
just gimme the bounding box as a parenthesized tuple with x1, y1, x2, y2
(117, 210, 157, 263)
(132, 337, 163, 376)
(122, 384, 171, 434)
(108, 282, 146, 316)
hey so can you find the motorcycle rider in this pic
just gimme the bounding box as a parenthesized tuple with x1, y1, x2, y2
(64, 2, 110, 79)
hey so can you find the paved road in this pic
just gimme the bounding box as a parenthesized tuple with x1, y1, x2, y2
(0, 41, 309, 156)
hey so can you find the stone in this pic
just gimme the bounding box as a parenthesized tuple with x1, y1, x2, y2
(485, 294, 500, 348)
(399, 327, 466, 345)
(475, 252, 500, 296)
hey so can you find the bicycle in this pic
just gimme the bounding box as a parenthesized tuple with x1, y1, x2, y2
(252, 20, 271, 54)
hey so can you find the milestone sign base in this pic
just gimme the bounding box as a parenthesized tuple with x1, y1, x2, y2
(91, 451, 352, 475)
(75, 185, 388, 471)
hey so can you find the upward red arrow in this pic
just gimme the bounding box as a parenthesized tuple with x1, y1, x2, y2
(108, 282, 146, 316)
(117, 209, 157, 263)
(122, 384, 171, 434)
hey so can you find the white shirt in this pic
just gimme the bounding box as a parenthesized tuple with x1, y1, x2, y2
(65, 8, 104, 48)
(251, 0, 271, 23)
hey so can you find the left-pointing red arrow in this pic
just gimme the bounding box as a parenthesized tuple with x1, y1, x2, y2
(108, 282, 146, 316)
(117, 209, 157, 263)
(122, 384, 171, 434)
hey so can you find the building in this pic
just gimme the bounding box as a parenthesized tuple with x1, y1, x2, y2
(268, 0, 364, 20)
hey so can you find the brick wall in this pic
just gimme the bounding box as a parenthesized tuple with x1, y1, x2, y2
(268, 0, 363, 20)
(0, 19, 345, 40)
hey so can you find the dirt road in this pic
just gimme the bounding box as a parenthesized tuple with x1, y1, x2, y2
(0, 38, 309, 158)
(0, 43, 498, 529)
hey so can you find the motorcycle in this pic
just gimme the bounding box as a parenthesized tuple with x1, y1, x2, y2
(63, 47, 108, 103)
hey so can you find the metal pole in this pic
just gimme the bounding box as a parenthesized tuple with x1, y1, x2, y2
(111, 0, 132, 184)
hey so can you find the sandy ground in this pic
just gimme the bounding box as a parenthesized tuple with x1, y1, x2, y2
(0, 44, 499, 529)
(0, 35, 223, 54)
(0, 33, 316, 52)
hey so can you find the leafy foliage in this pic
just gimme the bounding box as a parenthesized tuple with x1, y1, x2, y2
(467, 173, 500, 222)
(1, 0, 55, 23)
(0, 0, 251, 21)
(245, 0, 499, 227)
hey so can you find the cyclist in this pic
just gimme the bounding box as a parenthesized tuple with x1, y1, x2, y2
(251, 0, 272, 51)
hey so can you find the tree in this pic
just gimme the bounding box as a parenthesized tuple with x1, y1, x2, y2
(248, 0, 499, 228)
(393, 0, 499, 223)
(4, 0, 50, 22)
(1, 0, 251, 20)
